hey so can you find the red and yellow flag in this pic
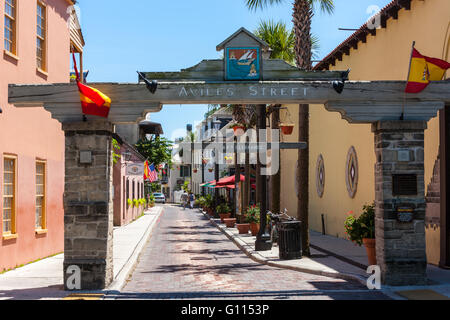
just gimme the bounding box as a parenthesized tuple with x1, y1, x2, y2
(405, 48, 450, 93)
(77, 81, 111, 118)
(144, 160, 151, 181)
(72, 53, 111, 117)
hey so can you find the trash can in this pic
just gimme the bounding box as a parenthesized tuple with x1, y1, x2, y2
(278, 220, 302, 260)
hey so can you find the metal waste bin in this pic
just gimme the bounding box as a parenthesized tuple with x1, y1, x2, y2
(278, 220, 302, 260)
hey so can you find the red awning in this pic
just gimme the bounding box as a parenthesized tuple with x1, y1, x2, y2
(216, 175, 245, 186)
(215, 183, 256, 190)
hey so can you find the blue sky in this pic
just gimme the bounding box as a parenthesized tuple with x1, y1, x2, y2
(77, 0, 392, 140)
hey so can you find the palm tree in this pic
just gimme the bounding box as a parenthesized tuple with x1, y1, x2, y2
(254, 20, 296, 65)
(245, 0, 334, 256)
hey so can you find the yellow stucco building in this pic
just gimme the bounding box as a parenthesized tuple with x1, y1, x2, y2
(278, 0, 450, 266)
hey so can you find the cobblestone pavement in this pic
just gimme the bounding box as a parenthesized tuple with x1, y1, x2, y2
(111, 205, 389, 300)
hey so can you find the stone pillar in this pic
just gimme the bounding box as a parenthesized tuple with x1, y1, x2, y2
(372, 121, 427, 286)
(62, 120, 114, 290)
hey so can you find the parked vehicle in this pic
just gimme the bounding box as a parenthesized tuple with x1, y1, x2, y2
(152, 192, 166, 204)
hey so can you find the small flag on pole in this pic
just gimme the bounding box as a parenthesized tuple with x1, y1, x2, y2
(144, 161, 158, 182)
(405, 46, 450, 93)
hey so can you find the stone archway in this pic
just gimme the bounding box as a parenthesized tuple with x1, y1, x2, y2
(7, 28, 450, 289)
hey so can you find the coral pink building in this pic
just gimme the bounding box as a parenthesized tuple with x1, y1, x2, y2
(113, 139, 146, 227)
(0, 0, 83, 271)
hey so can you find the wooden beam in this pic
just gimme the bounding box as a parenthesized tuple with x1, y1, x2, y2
(8, 81, 450, 124)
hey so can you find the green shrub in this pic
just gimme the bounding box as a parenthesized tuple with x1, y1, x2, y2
(245, 204, 260, 224)
(216, 203, 230, 214)
(344, 203, 375, 246)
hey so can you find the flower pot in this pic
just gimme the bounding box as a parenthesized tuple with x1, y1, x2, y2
(223, 218, 236, 228)
(236, 223, 250, 234)
(363, 238, 377, 266)
(219, 213, 231, 223)
(233, 126, 245, 136)
(280, 123, 294, 135)
(249, 222, 260, 236)
(208, 168, 213, 172)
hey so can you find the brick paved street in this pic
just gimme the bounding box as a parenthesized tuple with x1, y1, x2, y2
(112, 205, 389, 300)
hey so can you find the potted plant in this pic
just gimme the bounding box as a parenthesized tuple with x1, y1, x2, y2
(231, 123, 246, 136)
(280, 123, 294, 135)
(208, 168, 214, 173)
(344, 203, 376, 266)
(216, 203, 231, 223)
(223, 217, 237, 228)
(245, 204, 260, 236)
(148, 194, 155, 208)
(236, 221, 251, 235)
(204, 194, 214, 216)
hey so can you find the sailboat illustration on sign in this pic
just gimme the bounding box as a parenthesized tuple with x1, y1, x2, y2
(237, 50, 255, 66)
(226, 47, 260, 80)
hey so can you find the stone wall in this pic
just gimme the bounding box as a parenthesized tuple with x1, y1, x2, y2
(372, 121, 427, 286)
(62, 121, 114, 290)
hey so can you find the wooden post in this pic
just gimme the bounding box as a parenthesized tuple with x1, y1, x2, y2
(271, 106, 281, 213)
(255, 104, 272, 251)
(234, 136, 240, 219)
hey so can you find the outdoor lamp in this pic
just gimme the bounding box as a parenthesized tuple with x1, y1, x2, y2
(262, 48, 273, 60)
(137, 71, 158, 94)
(332, 69, 351, 94)
(122, 151, 132, 162)
(332, 80, 345, 94)
(213, 119, 221, 133)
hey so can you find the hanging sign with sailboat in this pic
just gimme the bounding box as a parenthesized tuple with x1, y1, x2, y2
(226, 47, 260, 80)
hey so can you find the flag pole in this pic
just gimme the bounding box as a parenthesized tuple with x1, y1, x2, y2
(401, 41, 416, 120)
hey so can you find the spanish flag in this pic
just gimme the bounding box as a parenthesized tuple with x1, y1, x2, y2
(405, 48, 450, 93)
(72, 53, 111, 117)
(77, 81, 111, 118)
(144, 160, 151, 181)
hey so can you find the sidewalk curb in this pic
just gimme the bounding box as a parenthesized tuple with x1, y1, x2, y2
(201, 210, 369, 287)
(106, 206, 164, 292)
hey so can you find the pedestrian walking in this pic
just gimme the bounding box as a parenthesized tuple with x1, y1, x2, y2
(189, 193, 195, 209)
(181, 192, 188, 210)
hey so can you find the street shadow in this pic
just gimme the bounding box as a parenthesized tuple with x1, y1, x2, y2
(0, 284, 67, 300)
(169, 249, 241, 256)
(165, 225, 214, 231)
(163, 230, 222, 236)
(165, 238, 229, 244)
(140, 262, 268, 276)
(113, 288, 390, 300)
